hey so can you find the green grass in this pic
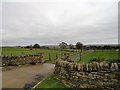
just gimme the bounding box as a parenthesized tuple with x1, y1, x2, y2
(72, 50, 119, 63)
(1, 47, 65, 63)
(1, 48, 119, 63)
(35, 74, 68, 88)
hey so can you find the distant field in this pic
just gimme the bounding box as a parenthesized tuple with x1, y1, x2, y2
(72, 50, 119, 63)
(1, 47, 119, 63)
(1, 47, 65, 63)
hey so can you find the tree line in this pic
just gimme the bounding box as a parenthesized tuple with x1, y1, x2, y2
(25, 42, 120, 50)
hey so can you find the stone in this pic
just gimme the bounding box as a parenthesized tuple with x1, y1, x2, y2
(111, 79, 118, 84)
(105, 73, 109, 76)
(114, 63, 119, 71)
(83, 64, 87, 71)
(2, 53, 44, 66)
(91, 62, 98, 71)
(118, 63, 120, 70)
(70, 64, 74, 70)
(76, 73, 82, 77)
(73, 63, 77, 70)
(54, 60, 120, 89)
(100, 61, 110, 71)
(77, 64, 81, 71)
(110, 74, 116, 79)
(79, 64, 84, 71)
(86, 64, 89, 71)
(111, 63, 116, 71)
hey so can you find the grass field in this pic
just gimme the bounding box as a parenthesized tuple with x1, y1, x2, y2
(35, 74, 68, 88)
(72, 50, 119, 63)
(1, 47, 119, 63)
(2, 48, 119, 88)
(1, 47, 65, 63)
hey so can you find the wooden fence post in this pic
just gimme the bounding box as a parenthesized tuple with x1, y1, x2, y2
(79, 53, 81, 61)
(49, 53, 51, 61)
(56, 53, 58, 60)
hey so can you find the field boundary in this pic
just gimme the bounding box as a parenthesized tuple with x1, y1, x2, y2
(54, 60, 120, 89)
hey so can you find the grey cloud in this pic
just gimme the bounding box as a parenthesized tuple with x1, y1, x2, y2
(2, 1, 118, 46)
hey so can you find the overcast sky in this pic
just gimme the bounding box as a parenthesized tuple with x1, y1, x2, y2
(1, 0, 118, 46)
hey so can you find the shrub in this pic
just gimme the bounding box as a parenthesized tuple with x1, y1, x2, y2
(89, 57, 102, 63)
(106, 58, 120, 63)
(30, 61, 36, 65)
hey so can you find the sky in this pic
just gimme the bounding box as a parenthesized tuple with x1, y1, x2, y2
(1, 0, 119, 46)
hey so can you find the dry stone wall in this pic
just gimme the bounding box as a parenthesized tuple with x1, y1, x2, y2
(54, 60, 120, 90)
(61, 52, 74, 62)
(1, 53, 44, 66)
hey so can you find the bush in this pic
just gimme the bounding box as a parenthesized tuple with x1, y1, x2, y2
(106, 58, 120, 63)
(89, 57, 102, 63)
(30, 61, 36, 65)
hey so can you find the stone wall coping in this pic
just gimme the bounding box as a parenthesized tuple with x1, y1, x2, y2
(56, 60, 120, 72)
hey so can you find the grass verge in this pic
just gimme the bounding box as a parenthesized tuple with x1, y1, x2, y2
(35, 74, 68, 88)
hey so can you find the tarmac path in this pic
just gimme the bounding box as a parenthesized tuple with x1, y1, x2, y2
(2, 63, 55, 88)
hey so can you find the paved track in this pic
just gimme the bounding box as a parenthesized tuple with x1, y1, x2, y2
(2, 63, 55, 88)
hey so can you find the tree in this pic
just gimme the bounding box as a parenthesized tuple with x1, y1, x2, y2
(69, 44, 74, 49)
(90, 45, 96, 52)
(75, 42, 83, 61)
(75, 42, 83, 52)
(33, 43, 40, 48)
(29, 45, 33, 50)
(59, 42, 68, 49)
(25, 45, 31, 48)
(25, 45, 33, 50)
(40, 46, 49, 49)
